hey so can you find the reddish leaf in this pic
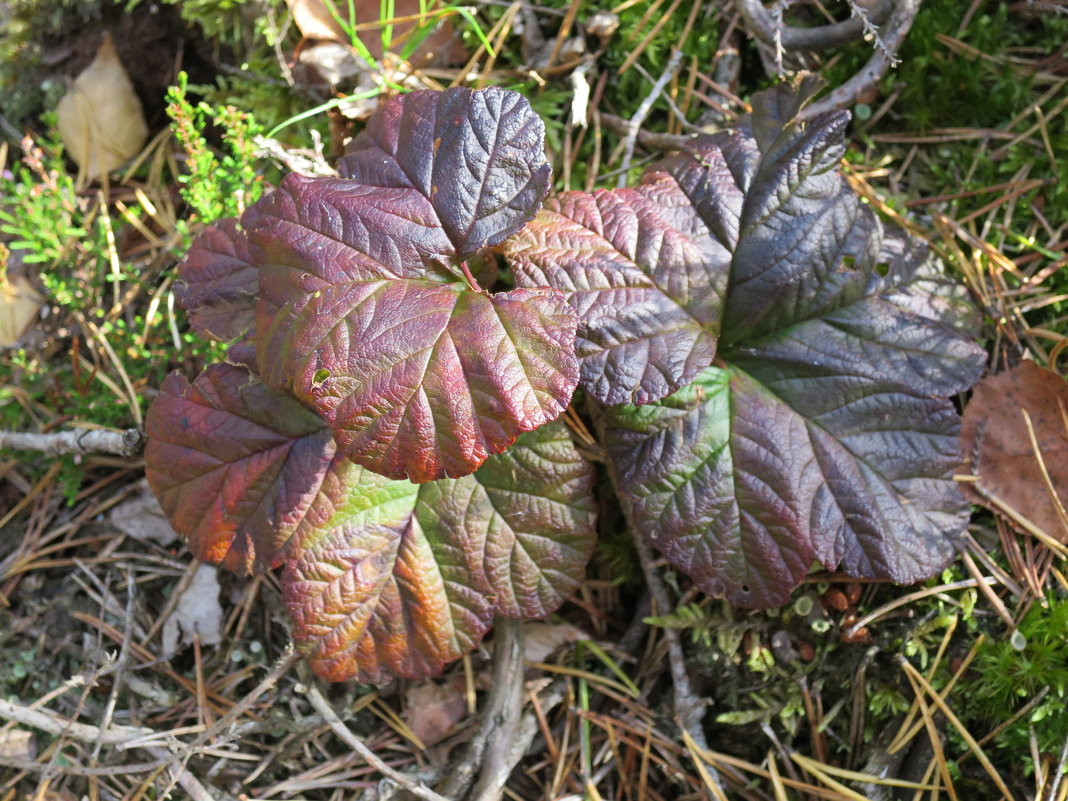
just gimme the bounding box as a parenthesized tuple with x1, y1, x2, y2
(504, 174, 727, 405)
(252, 89, 578, 483)
(339, 86, 553, 258)
(175, 213, 259, 342)
(960, 361, 1068, 543)
(144, 363, 347, 573)
(281, 421, 596, 683)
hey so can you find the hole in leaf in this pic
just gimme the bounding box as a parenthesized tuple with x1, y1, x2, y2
(312, 368, 330, 385)
(874, 262, 890, 277)
(842, 255, 856, 270)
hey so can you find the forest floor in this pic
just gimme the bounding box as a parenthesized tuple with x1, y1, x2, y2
(1, 1, 1067, 800)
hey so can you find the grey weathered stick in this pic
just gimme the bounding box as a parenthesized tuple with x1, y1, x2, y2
(735, 0, 894, 51)
(617, 48, 684, 187)
(0, 428, 144, 458)
(0, 697, 153, 745)
(798, 0, 922, 119)
(305, 685, 450, 801)
(461, 618, 526, 801)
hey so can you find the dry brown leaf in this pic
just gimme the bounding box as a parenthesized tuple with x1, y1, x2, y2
(403, 675, 468, 746)
(56, 33, 148, 187)
(0, 273, 43, 348)
(960, 361, 1068, 542)
(0, 728, 35, 761)
(522, 622, 586, 664)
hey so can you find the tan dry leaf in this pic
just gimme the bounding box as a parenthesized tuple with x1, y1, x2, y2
(0, 274, 43, 348)
(56, 33, 148, 187)
(0, 728, 35, 761)
(960, 361, 1068, 543)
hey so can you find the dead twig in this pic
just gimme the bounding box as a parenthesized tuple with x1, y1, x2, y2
(452, 618, 526, 801)
(0, 428, 144, 459)
(735, 0, 895, 51)
(304, 684, 450, 801)
(0, 697, 153, 745)
(631, 530, 724, 793)
(617, 48, 684, 187)
(798, 0, 922, 119)
(597, 112, 689, 150)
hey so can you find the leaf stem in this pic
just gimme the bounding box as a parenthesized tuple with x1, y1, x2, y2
(460, 260, 487, 294)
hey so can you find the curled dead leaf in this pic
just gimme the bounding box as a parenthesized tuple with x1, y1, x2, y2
(56, 33, 148, 187)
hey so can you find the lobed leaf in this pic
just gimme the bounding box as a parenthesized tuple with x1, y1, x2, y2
(281, 421, 597, 683)
(252, 88, 578, 483)
(339, 86, 553, 258)
(504, 174, 728, 405)
(144, 362, 346, 574)
(175, 209, 260, 342)
(508, 82, 986, 607)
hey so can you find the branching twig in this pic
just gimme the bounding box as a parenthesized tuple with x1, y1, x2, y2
(617, 48, 684, 187)
(0, 428, 144, 459)
(797, 0, 921, 119)
(735, 0, 895, 51)
(304, 684, 450, 801)
(0, 698, 153, 745)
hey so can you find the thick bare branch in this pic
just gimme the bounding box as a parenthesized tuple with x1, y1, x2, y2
(0, 428, 145, 459)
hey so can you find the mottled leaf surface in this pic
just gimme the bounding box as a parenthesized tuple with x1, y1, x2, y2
(145, 363, 345, 574)
(281, 422, 597, 683)
(593, 84, 986, 607)
(175, 214, 259, 342)
(252, 88, 578, 483)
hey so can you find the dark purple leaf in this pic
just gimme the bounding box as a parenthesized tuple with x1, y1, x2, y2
(339, 87, 553, 258)
(252, 131, 577, 483)
(503, 169, 730, 406)
(175, 211, 260, 342)
(281, 421, 596, 683)
(518, 82, 987, 607)
(144, 363, 348, 574)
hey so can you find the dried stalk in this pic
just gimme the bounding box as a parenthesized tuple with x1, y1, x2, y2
(439, 617, 527, 800)
(305, 684, 450, 801)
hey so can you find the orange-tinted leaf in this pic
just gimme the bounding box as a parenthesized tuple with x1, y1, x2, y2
(144, 363, 346, 573)
(282, 421, 596, 683)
